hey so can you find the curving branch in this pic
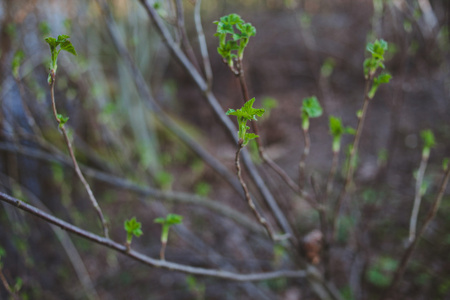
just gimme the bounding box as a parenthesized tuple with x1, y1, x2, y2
(0, 192, 306, 282)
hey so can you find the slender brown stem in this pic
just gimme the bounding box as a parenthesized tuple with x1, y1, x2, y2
(194, 0, 213, 90)
(326, 150, 340, 197)
(299, 127, 311, 189)
(383, 167, 450, 299)
(0, 191, 306, 282)
(235, 144, 280, 241)
(331, 77, 372, 240)
(408, 153, 429, 242)
(0, 267, 19, 300)
(49, 75, 109, 238)
(160, 242, 167, 261)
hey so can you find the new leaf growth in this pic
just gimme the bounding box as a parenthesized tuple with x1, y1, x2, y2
(124, 217, 143, 249)
(44, 35, 77, 83)
(214, 14, 256, 68)
(226, 98, 265, 146)
(420, 129, 435, 159)
(301, 96, 322, 130)
(329, 116, 355, 152)
(154, 214, 183, 260)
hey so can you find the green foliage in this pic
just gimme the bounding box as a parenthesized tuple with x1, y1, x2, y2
(154, 214, 183, 243)
(368, 72, 392, 99)
(12, 50, 25, 78)
(364, 39, 388, 78)
(56, 114, 69, 128)
(124, 217, 143, 244)
(195, 182, 211, 197)
(443, 158, 449, 171)
(420, 129, 435, 158)
(226, 98, 265, 146)
(300, 96, 322, 130)
(39, 21, 51, 36)
(329, 116, 355, 152)
(321, 57, 335, 78)
(186, 275, 206, 300)
(44, 35, 77, 76)
(155, 170, 173, 190)
(367, 256, 398, 288)
(214, 14, 256, 67)
(262, 96, 278, 118)
(0, 246, 5, 268)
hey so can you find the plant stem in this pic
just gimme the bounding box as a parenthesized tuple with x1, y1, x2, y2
(299, 127, 311, 189)
(326, 150, 340, 197)
(0, 267, 19, 300)
(160, 241, 167, 260)
(235, 144, 277, 241)
(49, 74, 109, 238)
(0, 191, 307, 282)
(408, 152, 429, 243)
(194, 0, 213, 90)
(383, 167, 450, 299)
(331, 77, 372, 240)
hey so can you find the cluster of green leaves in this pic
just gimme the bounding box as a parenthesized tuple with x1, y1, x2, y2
(57, 114, 69, 128)
(226, 98, 265, 146)
(420, 129, 435, 158)
(154, 214, 183, 244)
(214, 14, 256, 68)
(124, 217, 143, 245)
(329, 116, 356, 152)
(44, 35, 77, 82)
(364, 39, 392, 98)
(301, 96, 322, 130)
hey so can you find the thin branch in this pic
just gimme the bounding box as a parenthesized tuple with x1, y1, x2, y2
(49, 73, 109, 238)
(0, 192, 306, 282)
(235, 145, 279, 241)
(383, 167, 450, 299)
(408, 153, 429, 242)
(0, 267, 19, 300)
(299, 127, 311, 189)
(326, 150, 339, 197)
(194, 0, 213, 89)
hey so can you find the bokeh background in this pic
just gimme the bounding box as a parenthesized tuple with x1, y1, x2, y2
(0, 0, 449, 299)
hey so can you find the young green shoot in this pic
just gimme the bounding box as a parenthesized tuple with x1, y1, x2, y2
(226, 98, 264, 147)
(327, 116, 355, 195)
(409, 130, 435, 243)
(299, 96, 322, 188)
(124, 217, 143, 251)
(44, 35, 109, 238)
(214, 13, 256, 71)
(226, 100, 283, 240)
(154, 214, 183, 260)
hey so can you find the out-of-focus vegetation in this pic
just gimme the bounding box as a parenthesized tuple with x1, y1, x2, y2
(0, 0, 449, 299)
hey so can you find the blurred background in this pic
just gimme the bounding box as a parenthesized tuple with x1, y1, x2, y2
(0, 0, 449, 299)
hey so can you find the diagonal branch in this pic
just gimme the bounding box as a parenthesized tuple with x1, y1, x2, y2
(0, 192, 306, 282)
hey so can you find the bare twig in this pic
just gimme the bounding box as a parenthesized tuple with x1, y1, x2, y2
(299, 127, 311, 189)
(235, 145, 279, 241)
(194, 0, 213, 89)
(0, 267, 19, 300)
(383, 167, 450, 299)
(408, 153, 429, 243)
(0, 191, 306, 282)
(49, 72, 109, 238)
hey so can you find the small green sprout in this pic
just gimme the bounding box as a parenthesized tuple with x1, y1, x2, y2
(56, 114, 69, 128)
(214, 14, 256, 68)
(420, 129, 435, 159)
(124, 217, 143, 250)
(301, 96, 322, 130)
(226, 98, 265, 146)
(368, 72, 392, 99)
(329, 116, 355, 152)
(443, 158, 449, 171)
(364, 39, 388, 78)
(44, 34, 77, 83)
(11, 50, 25, 78)
(154, 213, 183, 260)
